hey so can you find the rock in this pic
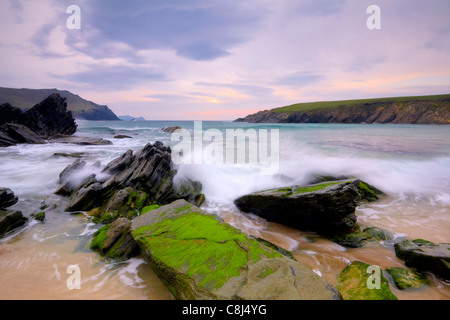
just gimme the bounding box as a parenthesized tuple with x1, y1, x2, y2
(15, 94, 77, 138)
(234, 179, 361, 235)
(52, 152, 85, 158)
(0, 103, 23, 125)
(131, 199, 341, 300)
(48, 135, 112, 145)
(0, 123, 46, 147)
(0, 210, 27, 237)
(337, 261, 398, 300)
(161, 126, 181, 133)
(114, 135, 132, 139)
(62, 142, 205, 219)
(90, 217, 139, 260)
(385, 267, 429, 290)
(32, 211, 46, 222)
(332, 226, 393, 248)
(394, 239, 450, 280)
(0, 188, 19, 209)
(0, 94, 78, 147)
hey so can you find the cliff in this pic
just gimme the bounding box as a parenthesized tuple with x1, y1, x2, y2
(0, 87, 120, 121)
(235, 94, 450, 124)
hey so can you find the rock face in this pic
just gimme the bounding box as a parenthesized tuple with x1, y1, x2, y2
(337, 261, 398, 300)
(234, 179, 363, 235)
(60, 142, 205, 222)
(0, 94, 77, 147)
(131, 199, 341, 300)
(161, 126, 181, 133)
(394, 239, 450, 280)
(0, 103, 22, 125)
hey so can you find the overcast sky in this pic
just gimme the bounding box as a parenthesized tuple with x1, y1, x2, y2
(0, 0, 449, 120)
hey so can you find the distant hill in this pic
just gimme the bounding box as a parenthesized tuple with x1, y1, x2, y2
(234, 94, 450, 124)
(0, 87, 120, 121)
(119, 115, 146, 121)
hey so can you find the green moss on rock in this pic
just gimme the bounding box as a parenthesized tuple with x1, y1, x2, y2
(386, 267, 429, 290)
(337, 261, 398, 300)
(131, 199, 341, 300)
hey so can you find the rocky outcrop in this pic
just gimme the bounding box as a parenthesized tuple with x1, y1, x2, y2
(59, 142, 205, 222)
(234, 179, 365, 235)
(131, 199, 341, 300)
(0, 103, 22, 125)
(337, 261, 398, 300)
(394, 239, 450, 280)
(235, 95, 450, 124)
(0, 94, 77, 147)
(332, 226, 393, 248)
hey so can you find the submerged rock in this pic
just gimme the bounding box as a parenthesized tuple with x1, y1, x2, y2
(0, 210, 27, 238)
(48, 135, 112, 145)
(0, 188, 19, 209)
(131, 199, 341, 300)
(385, 267, 429, 290)
(161, 126, 181, 133)
(337, 261, 397, 300)
(394, 239, 450, 280)
(332, 226, 393, 248)
(234, 179, 361, 235)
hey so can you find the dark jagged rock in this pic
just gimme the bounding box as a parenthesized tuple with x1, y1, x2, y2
(0, 188, 19, 209)
(60, 142, 205, 221)
(15, 94, 77, 138)
(0, 103, 22, 125)
(234, 179, 362, 235)
(0, 210, 27, 237)
(0, 123, 46, 147)
(394, 239, 450, 280)
(0, 94, 78, 147)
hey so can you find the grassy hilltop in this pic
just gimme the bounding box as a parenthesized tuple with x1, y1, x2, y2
(235, 94, 450, 124)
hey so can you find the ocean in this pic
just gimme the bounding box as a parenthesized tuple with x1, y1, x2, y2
(0, 120, 449, 299)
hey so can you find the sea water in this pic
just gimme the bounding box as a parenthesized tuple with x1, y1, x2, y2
(0, 120, 449, 299)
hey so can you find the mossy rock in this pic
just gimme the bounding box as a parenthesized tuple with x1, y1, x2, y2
(385, 267, 429, 290)
(33, 211, 46, 222)
(333, 226, 392, 248)
(140, 204, 160, 215)
(394, 238, 450, 280)
(337, 261, 398, 300)
(357, 181, 385, 202)
(90, 217, 139, 260)
(131, 199, 341, 300)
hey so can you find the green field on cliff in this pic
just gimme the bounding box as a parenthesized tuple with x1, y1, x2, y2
(273, 94, 450, 114)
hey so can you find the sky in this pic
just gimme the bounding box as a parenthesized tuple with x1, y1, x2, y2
(0, 0, 449, 120)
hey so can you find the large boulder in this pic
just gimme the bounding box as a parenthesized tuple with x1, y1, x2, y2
(0, 123, 46, 147)
(131, 199, 341, 300)
(0, 210, 27, 238)
(0, 188, 19, 209)
(394, 239, 450, 280)
(234, 179, 362, 235)
(62, 142, 205, 218)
